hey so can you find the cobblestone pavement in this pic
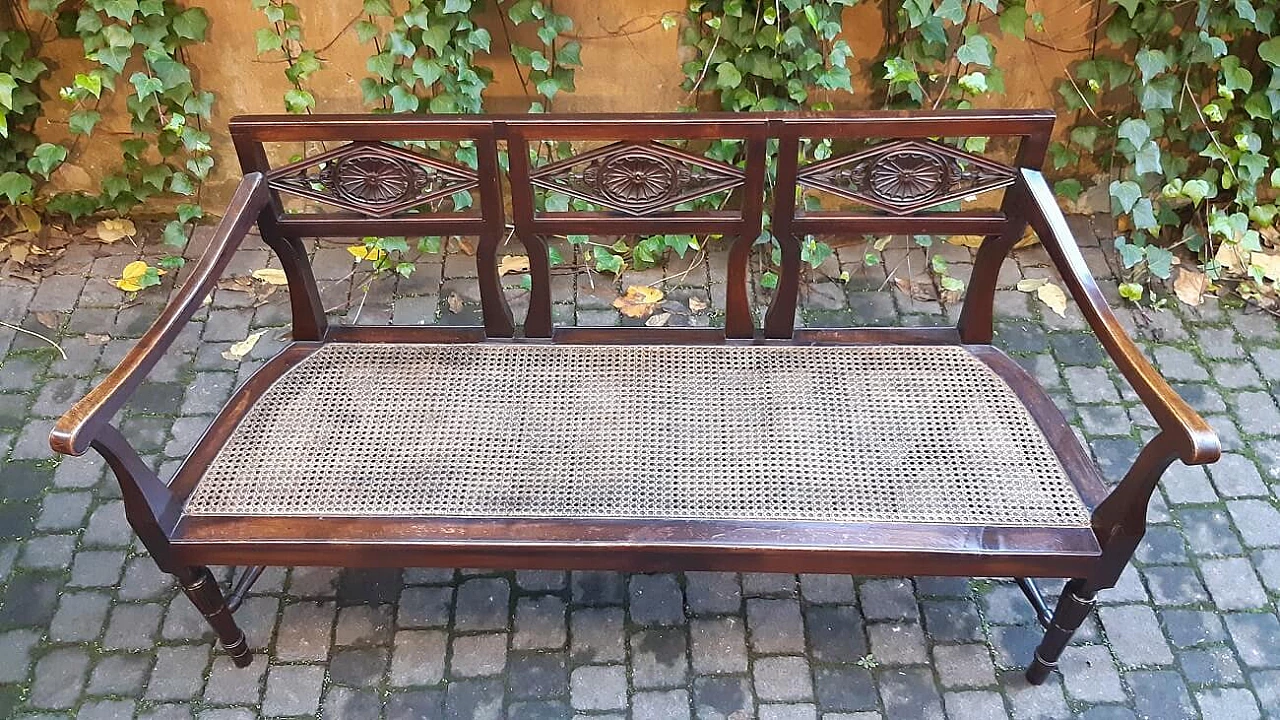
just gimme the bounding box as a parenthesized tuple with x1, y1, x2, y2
(1, 215, 1278, 720)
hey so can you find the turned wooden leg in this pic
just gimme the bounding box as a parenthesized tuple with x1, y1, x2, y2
(175, 566, 253, 668)
(1026, 578, 1096, 685)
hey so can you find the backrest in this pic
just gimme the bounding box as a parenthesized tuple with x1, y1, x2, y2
(502, 115, 769, 337)
(765, 111, 1053, 339)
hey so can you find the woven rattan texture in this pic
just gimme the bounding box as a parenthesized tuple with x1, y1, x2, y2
(184, 343, 1091, 527)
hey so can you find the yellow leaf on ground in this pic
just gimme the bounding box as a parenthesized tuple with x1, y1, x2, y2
(1173, 267, 1208, 306)
(946, 235, 986, 249)
(348, 245, 385, 261)
(1015, 277, 1048, 292)
(112, 278, 143, 292)
(8, 243, 30, 264)
(1250, 252, 1280, 281)
(96, 218, 136, 244)
(1215, 243, 1248, 274)
(121, 260, 149, 282)
(251, 268, 289, 285)
(498, 254, 530, 276)
(613, 285, 665, 318)
(221, 330, 267, 361)
(1037, 281, 1068, 317)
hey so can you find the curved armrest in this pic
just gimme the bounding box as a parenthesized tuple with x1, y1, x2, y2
(50, 173, 269, 456)
(1019, 168, 1220, 466)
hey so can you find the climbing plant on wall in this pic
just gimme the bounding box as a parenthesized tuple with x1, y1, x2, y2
(1052, 0, 1280, 311)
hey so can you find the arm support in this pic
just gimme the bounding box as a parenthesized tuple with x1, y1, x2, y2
(50, 173, 269, 457)
(1019, 168, 1220, 467)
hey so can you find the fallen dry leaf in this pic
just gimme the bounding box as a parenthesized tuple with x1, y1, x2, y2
(688, 296, 708, 313)
(456, 238, 476, 256)
(446, 292, 464, 314)
(1037, 281, 1068, 317)
(96, 218, 137, 244)
(251, 268, 289, 285)
(946, 235, 986, 249)
(1016, 277, 1048, 292)
(34, 312, 60, 330)
(645, 312, 671, 327)
(498, 255, 530, 276)
(8, 243, 30, 265)
(1250, 252, 1280, 282)
(1215, 243, 1248, 274)
(221, 330, 267, 361)
(1173, 267, 1208, 306)
(83, 333, 111, 346)
(613, 285, 665, 319)
(217, 276, 256, 292)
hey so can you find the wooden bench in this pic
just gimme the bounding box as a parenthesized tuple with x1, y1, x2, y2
(50, 111, 1220, 684)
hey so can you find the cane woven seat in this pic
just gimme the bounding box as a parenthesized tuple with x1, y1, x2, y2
(182, 342, 1093, 528)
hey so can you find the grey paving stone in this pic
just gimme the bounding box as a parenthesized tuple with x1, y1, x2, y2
(742, 572, 798, 597)
(389, 687, 450, 720)
(77, 699, 137, 720)
(757, 703, 818, 720)
(981, 582, 1039, 625)
(1251, 669, 1280, 718)
(570, 607, 625, 663)
(1142, 565, 1209, 606)
(262, 664, 325, 718)
(877, 667, 944, 720)
(0, 628, 40, 683)
(1135, 525, 1188, 564)
(453, 577, 510, 631)
(203, 656, 266, 706)
(922, 599, 983, 642)
(633, 689, 691, 720)
(684, 571, 741, 614)
(276, 601, 336, 661)
(1225, 612, 1280, 668)
(397, 585, 452, 627)
(1254, 548, 1280, 593)
(513, 596, 566, 650)
(812, 665, 877, 713)
(868, 622, 928, 665)
(570, 570, 624, 606)
(799, 574, 855, 603)
(693, 675, 754, 719)
(1179, 646, 1244, 685)
(87, 653, 153, 696)
(389, 629, 446, 685)
(515, 570, 566, 592)
(1228, 499, 1280, 548)
(943, 690, 1007, 720)
(1099, 605, 1173, 666)
(449, 632, 508, 678)
(1126, 670, 1196, 720)
(327, 648, 387, 687)
(1201, 557, 1269, 610)
(35, 491, 93, 530)
(804, 604, 868, 663)
(690, 616, 748, 674)
(630, 627, 688, 688)
(83, 500, 131, 546)
(1059, 644, 1125, 703)
(629, 573, 685, 625)
(1196, 687, 1262, 720)
(321, 686, 380, 720)
(102, 602, 163, 650)
(19, 533, 76, 569)
(118, 557, 173, 600)
(30, 647, 91, 709)
(1064, 366, 1121, 403)
(146, 645, 210, 701)
(1208, 453, 1270, 497)
(1161, 462, 1218, 504)
(569, 665, 627, 711)
(860, 578, 917, 620)
(50, 592, 111, 642)
(746, 598, 806, 654)
(333, 605, 393, 646)
(753, 655, 813, 702)
(933, 643, 996, 688)
(508, 651, 568, 699)
(1003, 672, 1071, 719)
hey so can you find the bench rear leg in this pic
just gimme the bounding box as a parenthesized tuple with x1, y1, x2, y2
(1026, 578, 1096, 685)
(175, 566, 253, 667)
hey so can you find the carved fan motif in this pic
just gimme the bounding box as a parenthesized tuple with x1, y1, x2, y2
(797, 139, 1016, 214)
(530, 141, 743, 216)
(267, 142, 478, 218)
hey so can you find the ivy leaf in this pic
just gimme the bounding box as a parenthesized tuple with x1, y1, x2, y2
(1114, 238, 1146, 269)
(93, 47, 130, 74)
(1131, 198, 1158, 230)
(1110, 0, 1140, 17)
(955, 35, 992, 67)
(255, 28, 283, 54)
(0, 171, 34, 203)
(1135, 48, 1166, 85)
(162, 219, 187, 246)
(172, 8, 209, 41)
(1055, 178, 1084, 201)
(1145, 245, 1174, 279)
(1259, 37, 1280, 67)
(129, 72, 163, 99)
(933, 0, 965, 23)
(1109, 180, 1142, 213)
(389, 85, 419, 112)
(1234, 0, 1257, 24)
(716, 62, 742, 88)
(998, 5, 1028, 38)
(1183, 179, 1212, 205)
(73, 73, 103, 98)
(69, 109, 101, 135)
(362, 0, 393, 15)
(0, 74, 16, 109)
(103, 0, 139, 21)
(27, 143, 68, 179)
(1117, 118, 1150, 150)
(1134, 141, 1162, 176)
(367, 52, 395, 81)
(1221, 56, 1253, 93)
(283, 88, 314, 113)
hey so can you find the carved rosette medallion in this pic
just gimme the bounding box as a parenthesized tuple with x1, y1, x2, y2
(531, 141, 744, 216)
(267, 142, 478, 218)
(797, 139, 1016, 215)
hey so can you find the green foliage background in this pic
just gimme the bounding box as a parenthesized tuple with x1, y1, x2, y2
(2, 0, 1279, 307)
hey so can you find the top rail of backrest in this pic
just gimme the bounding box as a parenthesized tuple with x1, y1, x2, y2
(229, 114, 506, 239)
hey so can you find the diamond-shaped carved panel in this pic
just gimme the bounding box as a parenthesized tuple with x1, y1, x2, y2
(797, 139, 1016, 215)
(530, 141, 744, 216)
(267, 141, 478, 218)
